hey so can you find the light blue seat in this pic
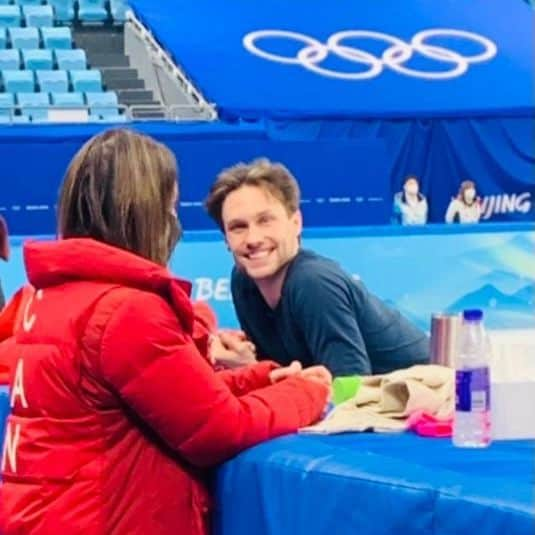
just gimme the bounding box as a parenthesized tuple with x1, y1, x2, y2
(78, 0, 107, 23)
(95, 112, 128, 123)
(0, 92, 14, 121)
(0, 28, 6, 48)
(9, 27, 39, 49)
(2, 69, 34, 92)
(41, 27, 72, 49)
(0, 49, 20, 70)
(50, 91, 84, 107)
(0, 6, 21, 28)
(36, 69, 68, 92)
(23, 5, 54, 27)
(0, 0, 10, 5)
(48, 0, 75, 23)
(2, 114, 30, 124)
(17, 91, 50, 121)
(85, 90, 119, 117)
(70, 69, 102, 92)
(13, 0, 43, 5)
(55, 48, 86, 70)
(110, 0, 128, 23)
(22, 49, 53, 70)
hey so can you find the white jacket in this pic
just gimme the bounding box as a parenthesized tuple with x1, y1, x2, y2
(392, 192, 428, 225)
(445, 198, 481, 224)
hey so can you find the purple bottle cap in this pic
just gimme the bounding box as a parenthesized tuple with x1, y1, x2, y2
(463, 309, 483, 322)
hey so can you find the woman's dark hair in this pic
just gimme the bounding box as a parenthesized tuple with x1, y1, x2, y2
(58, 129, 180, 265)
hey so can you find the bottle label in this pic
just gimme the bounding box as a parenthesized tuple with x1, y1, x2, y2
(455, 367, 490, 412)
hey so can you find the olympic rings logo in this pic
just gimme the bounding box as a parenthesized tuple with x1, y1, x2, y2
(243, 29, 497, 80)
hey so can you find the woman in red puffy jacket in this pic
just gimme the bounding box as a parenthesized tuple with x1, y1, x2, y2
(0, 129, 331, 535)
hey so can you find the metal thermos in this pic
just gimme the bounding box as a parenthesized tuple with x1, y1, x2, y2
(430, 313, 462, 367)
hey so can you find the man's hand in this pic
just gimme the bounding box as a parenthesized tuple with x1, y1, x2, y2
(210, 331, 257, 369)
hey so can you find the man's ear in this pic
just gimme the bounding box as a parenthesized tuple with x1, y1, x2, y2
(293, 209, 303, 235)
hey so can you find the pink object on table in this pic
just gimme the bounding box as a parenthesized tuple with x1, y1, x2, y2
(406, 410, 453, 438)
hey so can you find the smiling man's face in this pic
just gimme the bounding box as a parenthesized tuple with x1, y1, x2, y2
(221, 185, 302, 282)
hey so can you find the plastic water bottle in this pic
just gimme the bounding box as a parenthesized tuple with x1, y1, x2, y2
(453, 309, 492, 448)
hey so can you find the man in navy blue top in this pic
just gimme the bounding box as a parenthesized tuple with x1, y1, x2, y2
(205, 159, 429, 376)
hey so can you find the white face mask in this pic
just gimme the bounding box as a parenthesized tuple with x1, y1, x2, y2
(404, 183, 419, 196)
(464, 188, 476, 202)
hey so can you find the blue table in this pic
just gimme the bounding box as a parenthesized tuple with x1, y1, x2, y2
(214, 433, 534, 535)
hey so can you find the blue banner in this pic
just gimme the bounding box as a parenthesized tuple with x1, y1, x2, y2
(2, 224, 533, 332)
(0, 116, 532, 234)
(173, 223, 535, 331)
(0, 124, 390, 234)
(130, 0, 534, 120)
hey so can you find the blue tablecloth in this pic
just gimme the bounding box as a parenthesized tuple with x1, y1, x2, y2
(214, 433, 534, 535)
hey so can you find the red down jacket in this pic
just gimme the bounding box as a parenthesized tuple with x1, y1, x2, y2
(0, 238, 328, 535)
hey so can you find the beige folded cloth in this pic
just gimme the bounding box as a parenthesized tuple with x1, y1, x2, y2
(300, 364, 454, 434)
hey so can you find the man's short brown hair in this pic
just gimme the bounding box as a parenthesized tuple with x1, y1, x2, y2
(205, 158, 300, 229)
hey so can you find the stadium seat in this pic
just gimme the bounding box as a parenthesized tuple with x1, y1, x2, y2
(13, 0, 43, 5)
(0, 49, 20, 71)
(0, 28, 6, 49)
(0, 113, 30, 123)
(16, 91, 50, 121)
(78, 0, 107, 23)
(55, 49, 87, 70)
(48, 90, 88, 121)
(0, 92, 14, 121)
(50, 91, 84, 107)
(48, 0, 75, 23)
(9, 27, 39, 50)
(36, 69, 69, 92)
(2, 69, 34, 92)
(110, 0, 128, 24)
(41, 27, 72, 50)
(97, 112, 128, 123)
(23, 5, 54, 28)
(70, 69, 102, 92)
(22, 49, 53, 70)
(0, 6, 21, 28)
(85, 90, 119, 117)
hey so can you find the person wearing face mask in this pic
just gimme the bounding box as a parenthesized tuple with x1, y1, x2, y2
(392, 175, 428, 226)
(445, 180, 482, 224)
(0, 130, 331, 535)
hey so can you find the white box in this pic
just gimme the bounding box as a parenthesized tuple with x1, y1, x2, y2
(489, 329, 535, 440)
(492, 380, 535, 440)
